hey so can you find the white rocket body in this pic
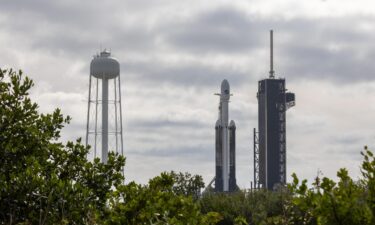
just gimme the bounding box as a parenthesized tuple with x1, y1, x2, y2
(215, 79, 236, 192)
(220, 80, 230, 191)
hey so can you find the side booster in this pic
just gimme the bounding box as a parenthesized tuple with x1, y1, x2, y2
(215, 79, 237, 192)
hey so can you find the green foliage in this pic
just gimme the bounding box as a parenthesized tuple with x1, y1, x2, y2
(200, 147, 375, 225)
(169, 171, 205, 199)
(200, 192, 247, 224)
(361, 146, 375, 222)
(106, 172, 212, 225)
(287, 147, 375, 225)
(234, 216, 248, 225)
(0, 68, 125, 224)
(200, 189, 289, 225)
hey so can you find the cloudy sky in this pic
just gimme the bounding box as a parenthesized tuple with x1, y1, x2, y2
(1, 0, 375, 188)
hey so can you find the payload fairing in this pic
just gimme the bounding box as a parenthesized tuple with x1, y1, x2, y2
(215, 80, 237, 192)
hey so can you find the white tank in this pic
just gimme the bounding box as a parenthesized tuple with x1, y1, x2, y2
(90, 50, 120, 79)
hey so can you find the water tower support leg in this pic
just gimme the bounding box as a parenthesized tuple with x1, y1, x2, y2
(86, 75, 92, 148)
(102, 78, 108, 163)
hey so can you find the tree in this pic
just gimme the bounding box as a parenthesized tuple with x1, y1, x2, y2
(199, 147, 375, 225)
(287, 147, 375, 225)
(106, 172, 220, 225)
(0, 69, 125, 224)
(361, 146, 375, 223)
(200, 189, 291, 225)
(169, 171, 205, 199)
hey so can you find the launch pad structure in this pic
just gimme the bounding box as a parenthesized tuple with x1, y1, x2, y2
(253, 30, 295, 190)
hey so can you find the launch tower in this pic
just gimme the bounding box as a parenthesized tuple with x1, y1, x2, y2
(254, 31, 295, 190)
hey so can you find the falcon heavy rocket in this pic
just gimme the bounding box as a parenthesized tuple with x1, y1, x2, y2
(215, 79, 237, 192)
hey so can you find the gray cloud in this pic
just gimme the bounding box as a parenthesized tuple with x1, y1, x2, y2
(127, 118, 207, 130)
(128, 145, 213, 161)
(122, 60, 246, 87)
(161, 7, 263, 53)
(4, 2, 374, 84)
(277, 16, 375, 83)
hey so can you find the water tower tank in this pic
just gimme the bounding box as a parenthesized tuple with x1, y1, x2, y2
(90, 51, 120, 79)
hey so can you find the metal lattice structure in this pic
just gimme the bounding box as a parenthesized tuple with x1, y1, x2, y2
(278, 82, 286, 184)
(253, 128, 260, 189)
(85, 50, 124, 164)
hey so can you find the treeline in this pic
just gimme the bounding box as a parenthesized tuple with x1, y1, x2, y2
(200, 152, 375, 225)
(0, 69, 374, 225)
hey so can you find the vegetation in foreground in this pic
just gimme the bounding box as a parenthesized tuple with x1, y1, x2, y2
(0, 68, 374, 225)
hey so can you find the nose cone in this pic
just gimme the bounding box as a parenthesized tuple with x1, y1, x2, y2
(221, 79, 230, 95)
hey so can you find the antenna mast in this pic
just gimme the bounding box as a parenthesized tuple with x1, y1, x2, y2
(269, 30, 275, 79)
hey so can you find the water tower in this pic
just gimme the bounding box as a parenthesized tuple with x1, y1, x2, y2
(85, 50, 124, 163)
